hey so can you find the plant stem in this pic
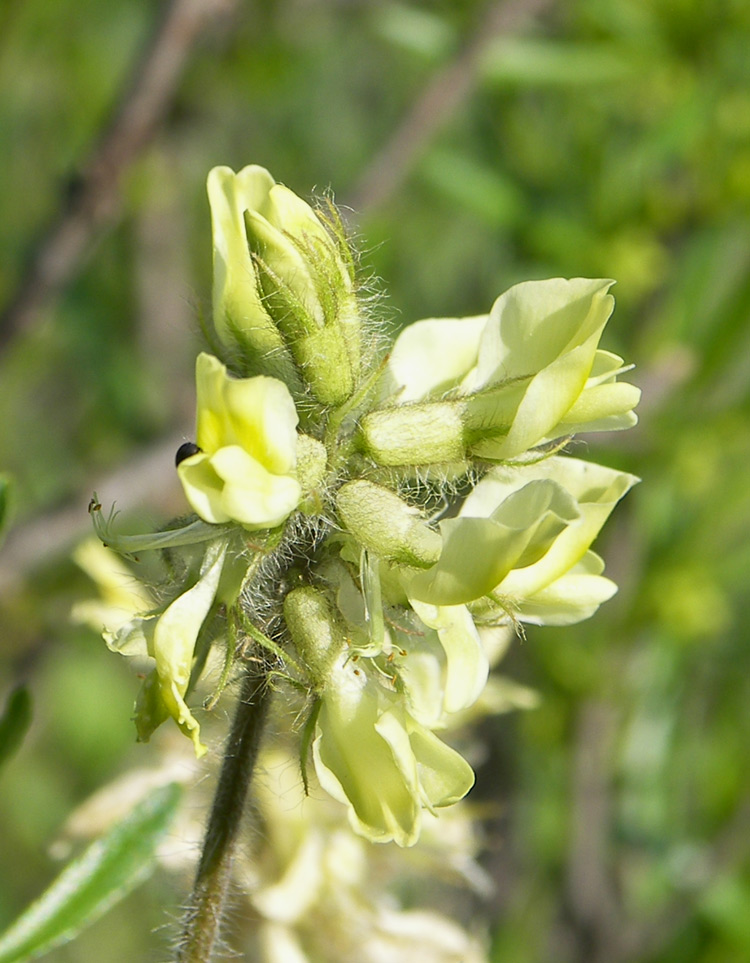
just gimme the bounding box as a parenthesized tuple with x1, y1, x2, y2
(176, 657, 272, 962)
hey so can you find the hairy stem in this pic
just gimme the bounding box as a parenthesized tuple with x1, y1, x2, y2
(176, 656, 272, 962)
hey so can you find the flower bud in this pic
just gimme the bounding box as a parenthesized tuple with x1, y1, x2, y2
(288, 324, 356, 407)
(296, 434, 327, 514)
(207, 166, 298, 386)
(283, 586, 347, 690)
(358, 401, 468, 467)
(336, 481, 442, 568)
(209, 165, 362, 406)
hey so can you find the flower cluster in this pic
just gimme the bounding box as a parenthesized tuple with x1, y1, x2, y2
(91, 164, 639, 846)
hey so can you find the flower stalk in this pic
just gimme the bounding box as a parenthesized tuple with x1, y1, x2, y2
(177, 655, 272, 963)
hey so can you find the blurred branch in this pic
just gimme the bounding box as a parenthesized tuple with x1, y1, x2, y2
(0, 0, 237, 352)
(348, 0, 554, 212)
(0, 430, 189, 595)
(565, 701, 626, 963)
(564, 705, 750, 962)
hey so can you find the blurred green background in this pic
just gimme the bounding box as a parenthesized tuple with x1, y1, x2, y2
(2, 0, 750, 960)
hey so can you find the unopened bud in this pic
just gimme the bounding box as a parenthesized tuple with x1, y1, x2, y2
(284, 586, 347, 689)
(296, 434, 327, 514)
(336, 480, 441, 568)
(207, 166, 298, 386)
(359, 401, 467, 467)
(292, 324, 355, 406)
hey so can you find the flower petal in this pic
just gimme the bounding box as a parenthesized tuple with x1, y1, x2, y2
(182, 354, 302, 529)
(509, 552, 618, 625)
(252, 831, 325, 924)
(384, 315, 487, 402)
(178, 452, 232, 524)
(313, 665, 421, 847)
(471, 335, 603, 459)
(494, 460, 638, 598)
(409, 601, 489, 714)
(150, 540, 227, 755)
(223, 374, 299, 474)
(409, 479, 579, 606)
(194, 353, 299, 472)
(556, 377, 641, 436)
(401, 713, 475, 810)
(207, 166, 283, 348)
(267, 184, 334, 248)
(194, 352, 234, 453)
(245, 209, 323, 325)
(464, 279, 618, 457)
(473, 277, 615, 386)
(393, 634, 446, 728)
(210, 446, 302, 529)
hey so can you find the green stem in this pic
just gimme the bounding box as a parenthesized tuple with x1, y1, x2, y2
(176, 657, 272, 963)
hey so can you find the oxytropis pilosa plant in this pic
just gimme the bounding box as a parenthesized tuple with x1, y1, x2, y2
(89, 164, 640, 961)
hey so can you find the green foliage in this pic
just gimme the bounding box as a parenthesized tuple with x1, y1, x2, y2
(0, 784, 181, 963)
(0, 687, 31, 770)
(0, 475, 11, 548)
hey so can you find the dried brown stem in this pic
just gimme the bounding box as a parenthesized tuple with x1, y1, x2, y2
(347, 0, 554, 212)
(0, 0, 237, 351)
(0, 430, 191, 597)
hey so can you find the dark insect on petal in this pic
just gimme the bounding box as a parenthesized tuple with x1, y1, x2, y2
(175, 442, 202, 467)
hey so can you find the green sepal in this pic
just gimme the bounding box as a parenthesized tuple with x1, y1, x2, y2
(299, 697, 322, 796)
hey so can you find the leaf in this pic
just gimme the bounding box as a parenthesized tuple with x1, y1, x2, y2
(420, 149, 524, 228)
(0, 782, 182, 963)
(480, 38, 636, 87)
(0, 686, 32, 769)
(372, 3, 454, 61)
(0, 475, 12, 548)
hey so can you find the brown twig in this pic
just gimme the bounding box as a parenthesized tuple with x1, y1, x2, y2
(0, 0, 237, 351)
(565, 700, 624, 963)
(347, 0, 554, 213)
(0, 430, 189, 595)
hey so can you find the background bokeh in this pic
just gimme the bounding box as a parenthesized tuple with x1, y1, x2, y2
(2, 0, 750, 960)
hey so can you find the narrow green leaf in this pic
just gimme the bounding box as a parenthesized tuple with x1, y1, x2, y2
(420, 149, 524, 228)
(480, 38, 636, 87)
(373, 4, 454, 60)
(0, 475, 12, 548)
(0, 687, 32, 769)
(0, 782, 182, 963)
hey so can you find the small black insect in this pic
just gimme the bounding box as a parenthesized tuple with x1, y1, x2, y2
(175, 442, 202, 467)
